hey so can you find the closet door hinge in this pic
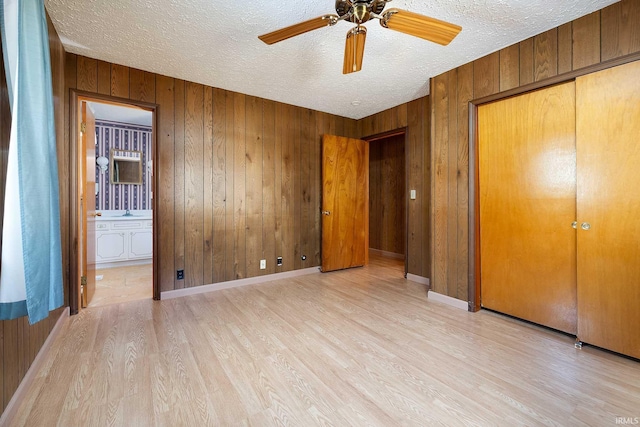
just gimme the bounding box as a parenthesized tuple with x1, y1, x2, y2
(80, 121, 87, 134)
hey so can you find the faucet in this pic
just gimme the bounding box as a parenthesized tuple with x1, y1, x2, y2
(123, 209, 132, 217)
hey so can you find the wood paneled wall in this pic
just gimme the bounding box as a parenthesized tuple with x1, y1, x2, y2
(431, 0, 640, 301)
(0, 15, 68, 415)
(369, 134, 405, 255)
(358, 99, 431, 278)
(66, 54, 358, 292)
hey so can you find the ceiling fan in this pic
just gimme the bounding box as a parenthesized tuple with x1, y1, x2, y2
(258, 0, 462, 74)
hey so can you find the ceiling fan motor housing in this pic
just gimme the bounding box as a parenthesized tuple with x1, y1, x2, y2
(335, 0, 388, 23)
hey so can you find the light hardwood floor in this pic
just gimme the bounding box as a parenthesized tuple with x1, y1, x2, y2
(89, 264, 153, 308)
(11, 256, 640, 426)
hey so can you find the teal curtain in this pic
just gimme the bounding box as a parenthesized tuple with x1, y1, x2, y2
(0, 0, 64, 324)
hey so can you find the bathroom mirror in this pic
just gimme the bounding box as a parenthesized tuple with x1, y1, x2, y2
(110, 149, 142, 184)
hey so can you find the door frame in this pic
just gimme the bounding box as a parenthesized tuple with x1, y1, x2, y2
(362, 128, 408, 277)
(69, 89, 159, 314)
(467, 52, 640, 312)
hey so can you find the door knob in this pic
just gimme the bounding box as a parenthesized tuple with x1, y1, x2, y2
(91, 212, 102, 217)
(571, 221, 577, 229)
(581, 222, 591, 230)
(322, 210, 331, 216)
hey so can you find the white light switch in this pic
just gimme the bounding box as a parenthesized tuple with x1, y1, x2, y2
(260, 259, 266, 270)
(410, 190, 416, 200)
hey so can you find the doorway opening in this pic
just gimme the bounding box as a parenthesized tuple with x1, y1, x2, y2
(70, 91, 158, 313)
(364, 129, 407, 277)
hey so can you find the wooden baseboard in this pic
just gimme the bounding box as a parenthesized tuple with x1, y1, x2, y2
(0, 307, 70, 425)
(406, 273, 429, 286)
(427, 290, 469, 311)
(161, 267, 320, 300)
(369, 248, 405, 260)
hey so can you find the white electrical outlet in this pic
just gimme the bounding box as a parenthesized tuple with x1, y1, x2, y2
(260, 259, 266, 270)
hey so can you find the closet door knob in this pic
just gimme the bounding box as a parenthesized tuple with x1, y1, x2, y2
(581, 222, 591, 230)
(571, 221, 577, 229)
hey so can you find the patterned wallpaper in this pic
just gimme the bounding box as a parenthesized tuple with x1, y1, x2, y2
(95, 120, 152, 210)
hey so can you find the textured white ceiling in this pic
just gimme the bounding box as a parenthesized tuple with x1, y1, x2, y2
(46, 0, 619, 119)
(88, 102, 153, 127)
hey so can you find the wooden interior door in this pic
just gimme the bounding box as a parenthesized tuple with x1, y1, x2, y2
(321, 135, 369, 272)
(80, 101, 97, 307)
(576, 60, 640, 359)
(478, 82, 578, 334)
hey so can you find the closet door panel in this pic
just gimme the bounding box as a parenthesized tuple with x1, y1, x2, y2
(479, 82, 577, 334)
(576, 60, 640, 359)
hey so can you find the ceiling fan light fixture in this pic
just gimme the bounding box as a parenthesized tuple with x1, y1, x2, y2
(353, 3, 369, 23)
(343, 26, 367, 74)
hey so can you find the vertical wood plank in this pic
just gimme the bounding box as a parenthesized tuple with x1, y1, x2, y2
(534, 28, 558, 81)
(312, 112, 323, 265)
(432, 72, 450, 294)
(97, 60, 111, 95)
(224, 91, 235, 281)
(262, 100, 276, 274)
(184, 82, 204, 288)
(519, 38, 535, 86)
(600, 0, 640, 61)
(110, 64, 130, 98)
(407, 99, 423, 275)
(274, 103, 284, 271)
(572, 11, 601, 70)
(76, 56, 97, 92)
(558, 23, 573, 75)
(281, 104, 295, 272)
(0, 323, 3, 411)
(3, 320, 18, 409)
(129, 69, 156, 103)
(446, 69, 458, 297)
(421, 95, 431, 279)
(202, 87, 214, 285)
(156, 76, 175, 292)
(499, 45, 520, 91)
(245, 96, 263, 277)
(174, 80, 186, 289)
(299, 108, 313, 268)
(456, 63, 473, 302)
(19, 318, 27, 384)
(293, 107, 302, 270)
(212, 88, 227, 282)
(233, 92, 246, 279)
(397, 104, 408, 128)
(473, 52, 500, 98)
(63, 53, 77, 302)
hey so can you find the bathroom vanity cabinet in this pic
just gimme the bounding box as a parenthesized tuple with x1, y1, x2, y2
(95, 215, 152, 268)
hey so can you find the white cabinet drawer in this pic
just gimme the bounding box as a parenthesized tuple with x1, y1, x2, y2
(111, 221, 144, 230)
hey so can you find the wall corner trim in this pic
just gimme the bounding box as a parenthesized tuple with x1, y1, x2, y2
(427, 290, 469, 311)
(161, 267, 321, 300)
(0, 307, 70, 425)
(406, 273, 429, 286)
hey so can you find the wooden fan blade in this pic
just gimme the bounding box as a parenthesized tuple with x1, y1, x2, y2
(343, 26, 367, 74)
(259, 15, 338, 45)
(382, 9, 461, 46)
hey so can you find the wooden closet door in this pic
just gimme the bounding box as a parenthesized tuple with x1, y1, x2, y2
(479, 82, 577, 334)
(576, 61, 640, 359)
